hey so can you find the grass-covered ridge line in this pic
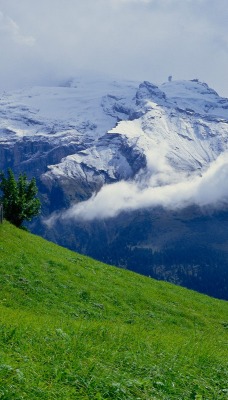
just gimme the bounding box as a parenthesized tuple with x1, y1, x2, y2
(0, 221, 227, 399)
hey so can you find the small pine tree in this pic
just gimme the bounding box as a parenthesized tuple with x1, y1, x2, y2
(0, 169, 41, 228)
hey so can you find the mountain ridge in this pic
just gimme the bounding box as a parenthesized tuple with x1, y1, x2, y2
(1, 76, 228, 299)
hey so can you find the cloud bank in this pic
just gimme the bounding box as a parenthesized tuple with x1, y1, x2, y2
(47, 153, 228, 224)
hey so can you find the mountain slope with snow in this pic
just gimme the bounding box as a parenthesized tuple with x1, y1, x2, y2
(42, 78, 228, 211)
(1, 77, 228, 187)
(1, 76, 228, 220)
(1, 76, 228, 299)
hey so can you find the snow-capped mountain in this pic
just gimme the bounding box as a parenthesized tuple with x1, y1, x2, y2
(1, 76, 228, 299)
(1, 77, 228, 192)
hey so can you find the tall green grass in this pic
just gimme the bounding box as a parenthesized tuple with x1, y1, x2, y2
(0, 221, 227, 399)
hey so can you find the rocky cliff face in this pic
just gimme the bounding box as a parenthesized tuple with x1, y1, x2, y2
(1, 76, 228, 299)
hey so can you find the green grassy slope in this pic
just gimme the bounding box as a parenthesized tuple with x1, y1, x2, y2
(0, 221, 228, 400)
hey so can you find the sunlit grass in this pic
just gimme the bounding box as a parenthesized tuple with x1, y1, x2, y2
(0, 221, 227, 399)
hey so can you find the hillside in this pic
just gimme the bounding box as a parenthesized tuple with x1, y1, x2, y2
(0, 221, 228, 399)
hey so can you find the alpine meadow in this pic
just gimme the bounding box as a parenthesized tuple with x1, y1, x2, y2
(0, 221, 227, 399)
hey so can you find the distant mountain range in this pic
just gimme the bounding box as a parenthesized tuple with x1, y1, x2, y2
(1, 76, 228, 299)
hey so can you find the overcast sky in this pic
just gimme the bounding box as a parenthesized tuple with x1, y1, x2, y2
(1, 0, 228, 96)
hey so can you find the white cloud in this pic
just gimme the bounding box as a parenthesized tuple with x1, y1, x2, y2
(59, 153, 228, 221)
(0, 11, 35, 46)
(0, 0, 228, 94)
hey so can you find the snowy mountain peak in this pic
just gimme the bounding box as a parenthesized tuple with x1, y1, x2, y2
(159, 79, 228, 118)
(136, 81, 166, 106)
(1, 76, 228, 210)
(161, 79, 219, 100)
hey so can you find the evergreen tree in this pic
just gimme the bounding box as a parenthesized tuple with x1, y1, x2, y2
(0, 169, 41, 228)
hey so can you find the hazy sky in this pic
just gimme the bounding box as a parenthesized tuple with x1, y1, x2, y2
(1, 0, 228, 96)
